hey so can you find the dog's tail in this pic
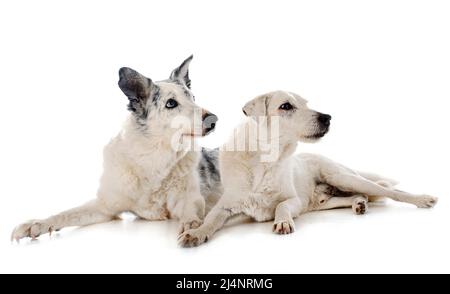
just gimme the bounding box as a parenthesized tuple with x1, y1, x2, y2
(357, 171, 399, 202)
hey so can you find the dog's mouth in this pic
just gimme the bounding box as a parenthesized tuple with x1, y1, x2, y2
(203, 123, 216, 136)
(304, 127, 329, 140)
(183, 127, 216, 138)
(182, 120, 217, 137)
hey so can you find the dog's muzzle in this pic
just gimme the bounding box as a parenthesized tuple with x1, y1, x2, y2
(202, 112, 218, 135)
(306, 112, 331, 139)
(317, 113, 332, 129)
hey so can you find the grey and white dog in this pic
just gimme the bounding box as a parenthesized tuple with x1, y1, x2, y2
(12, 55, 222, 241)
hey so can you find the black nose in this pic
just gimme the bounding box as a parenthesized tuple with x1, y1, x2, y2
(202, 113, 218, 134)
(317, 113, 332, 127)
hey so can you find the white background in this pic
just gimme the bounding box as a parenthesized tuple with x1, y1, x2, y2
(1, 0, 449, 273)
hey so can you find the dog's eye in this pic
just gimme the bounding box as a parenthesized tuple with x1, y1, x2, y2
(165, 99, 178, 109)
(279, 102, 293, 111)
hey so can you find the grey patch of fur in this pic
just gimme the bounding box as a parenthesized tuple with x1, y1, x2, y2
(198, 147, 221, 192)
(151, 86, 161, 104)
(184, 89, 193, 100)
(198, 147, 223, 213)
(170, 55, 193, 89)
(118, 67, 157, 120)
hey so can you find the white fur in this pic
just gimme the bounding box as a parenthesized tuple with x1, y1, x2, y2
(179, 90, 438, 247)
(11, 67, 211, 241)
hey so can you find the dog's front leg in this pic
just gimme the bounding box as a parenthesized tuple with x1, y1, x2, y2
(177, 194, 205, 234)
(178, 200, 237, 247)
(11, 199, 116, 242)
(167, 174, 206, 234)
(273, 197, 303, 234)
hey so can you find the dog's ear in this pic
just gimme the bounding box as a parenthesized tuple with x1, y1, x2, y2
(118, 67, 153, 118)
(242, 94, 271, 118)
(170, 55, 193, 88)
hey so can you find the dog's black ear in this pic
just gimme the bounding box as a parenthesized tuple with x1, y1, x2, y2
(118, 67, 153, 119)
(170, 55, 193, 88)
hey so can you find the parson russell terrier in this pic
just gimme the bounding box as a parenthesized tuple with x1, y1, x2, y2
(179, 90, 438, 247)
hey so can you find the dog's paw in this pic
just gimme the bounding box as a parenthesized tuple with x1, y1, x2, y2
(178, 228, 210, 247)
(11, 220, 54, 242)
(415, 195, 438, 208)
(272, 219, 295, 235)
(352, 196, 368, 215)
(178, 219, 203, 235)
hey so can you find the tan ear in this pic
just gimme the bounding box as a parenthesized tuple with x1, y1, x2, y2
(242, 94, 270, 118)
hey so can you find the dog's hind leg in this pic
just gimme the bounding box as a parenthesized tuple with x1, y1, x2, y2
(313, 194, 369, 215)
(357, 171, 397, 202)
(11, 199, 117, 242)
(324, 173, 437, 208)
(357, 171, 398, 188)
(312, 183, 368, 214)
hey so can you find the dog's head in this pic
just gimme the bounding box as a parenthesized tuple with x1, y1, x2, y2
(242, 90, 331, 143)
(118, 55, 217, 139)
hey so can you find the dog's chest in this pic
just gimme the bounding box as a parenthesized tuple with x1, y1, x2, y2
(241, 195, 279, 222)
(127, 155, 185, 217)
(132, 150, 197, 219)
(129, 174, 169, 217)
(241, 166, 284, 221)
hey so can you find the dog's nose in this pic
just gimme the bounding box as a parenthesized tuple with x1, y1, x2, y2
(202, 112, 218, 135)
(317, 113, 332, 127)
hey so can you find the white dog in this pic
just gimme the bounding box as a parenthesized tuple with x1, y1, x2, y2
(179, 90, 438, 247)
(11, 56, 222, 241)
